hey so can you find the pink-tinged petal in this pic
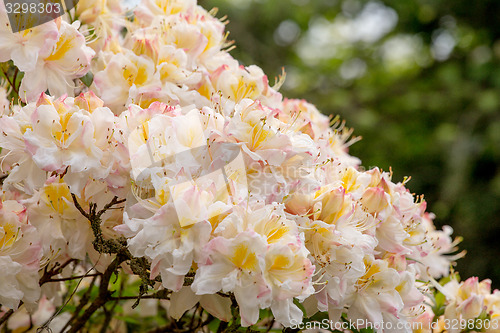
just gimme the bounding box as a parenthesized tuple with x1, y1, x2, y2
(169, 286, 201, 320)
(199, 294, 232, 322)
(234, 285, 264, 327)
(459, 294, 484, 320)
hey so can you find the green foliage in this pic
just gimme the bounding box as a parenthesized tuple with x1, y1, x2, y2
(0, 60, 23, 102)
(80, 71, 94, 87)
(200, 0, 500, 288)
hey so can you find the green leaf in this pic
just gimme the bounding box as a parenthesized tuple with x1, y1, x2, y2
(432, 291, 446, 317)
(207, 318, 221, 332)
(118, 315, 142, 325)
(359, 328, 376, 333)
(80, 71, 94, 87)
(293, 298, 306, 316)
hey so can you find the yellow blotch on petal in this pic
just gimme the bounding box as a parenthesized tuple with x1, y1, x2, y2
(231, 243, 258, 271)
(356, 259, 382, 290)
(20, 124, 33, 134)
(267, 225, 289, 244)
(231, 79, 257, 102)
(250, 123, 272, 150)
(0, 222, 18, 250)
(52, 112, 72, 143)
(41, 180, 72, 215)
(197, 82, 212, 100)
(123, 63, 148, 87)
(270, 254, 290, 271)
(45, 36, 74, 62)
(341, 167, 361, 193)
(155, 187, 170, 207)
(155, 0, 183, 15)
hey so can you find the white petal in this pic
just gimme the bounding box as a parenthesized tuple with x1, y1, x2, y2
(168, 286, 200, 320)
(199, 294, 232, 322)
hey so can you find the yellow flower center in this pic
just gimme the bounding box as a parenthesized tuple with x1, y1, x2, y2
(41, 181, 72, 215)
(123, 63, 148, 87)
(0, 222, 18, 250)
(45, 35, 74, 62)
(231, 243, 258, 271)
(270, 254, 290, 271)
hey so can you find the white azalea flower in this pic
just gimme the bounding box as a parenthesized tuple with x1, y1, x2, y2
(19, 21, 95, 102)
(192, 231, 271, 327)
(0, 198, 41, 309)
(0, 7, 59, 72)
(93, 49, 160, 112)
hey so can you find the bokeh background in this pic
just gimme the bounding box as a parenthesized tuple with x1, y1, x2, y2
(200, 0, 500, 287)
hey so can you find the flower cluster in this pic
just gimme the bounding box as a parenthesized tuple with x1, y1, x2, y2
(0, 0, 493, 331)
(411, 276, 500, 333)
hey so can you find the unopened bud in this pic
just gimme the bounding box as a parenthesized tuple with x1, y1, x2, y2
(361, 187, 389, 214)
(459, 294, 484, 320)
(75, 91, 104, 113)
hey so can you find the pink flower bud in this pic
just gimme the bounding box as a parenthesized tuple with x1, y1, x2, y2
(361, 187, 389, 214)
(458, 277, 480, 301)
(74, 91, 104, 113)
(385, 253, 407, 272)
(459, 294, 484, 320)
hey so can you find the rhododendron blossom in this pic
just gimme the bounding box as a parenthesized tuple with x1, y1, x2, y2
(0, 198, 41, 309)
(17, 21, 95, 102)
(0, 0, 495, 332)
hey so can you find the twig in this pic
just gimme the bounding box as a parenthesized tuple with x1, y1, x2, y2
(188, 305, 200, 332)
(67, 194, 171, 330)
(266, 318, 275, 333)
(12, 68, 19, 94)
(0, 67, 18, 96)
(41, 260, 101, 332)
(97, 197, 126, 219)
(108, 292, 170, 301)
(60, 275, 98, 333)
(39, 259, 76, 286)
(67, 254, 125, 333)
(0, 308, 14, 327)
(198, 313, 215, 331)
(0, 301, 23, 326)
(71, 193, 90, 219)
(44, 273, 101, 283)
(99, 306, 111, 333)
(99, 274, 126, 333)
(71, 195, 128, 254)
(217, 320, 228, 333)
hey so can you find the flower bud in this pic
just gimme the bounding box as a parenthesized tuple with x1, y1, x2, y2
(459, 294, 484, 320)
(458, 277, 479, 302)
(361, 187, 389, 215)
(132, 35, 160, 64)
(385, 253, 407, 272)
(319, 187, 347, 224)
(74, 91, 104, 113)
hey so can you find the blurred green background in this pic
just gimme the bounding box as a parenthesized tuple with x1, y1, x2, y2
(200, 0, 500, 287)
